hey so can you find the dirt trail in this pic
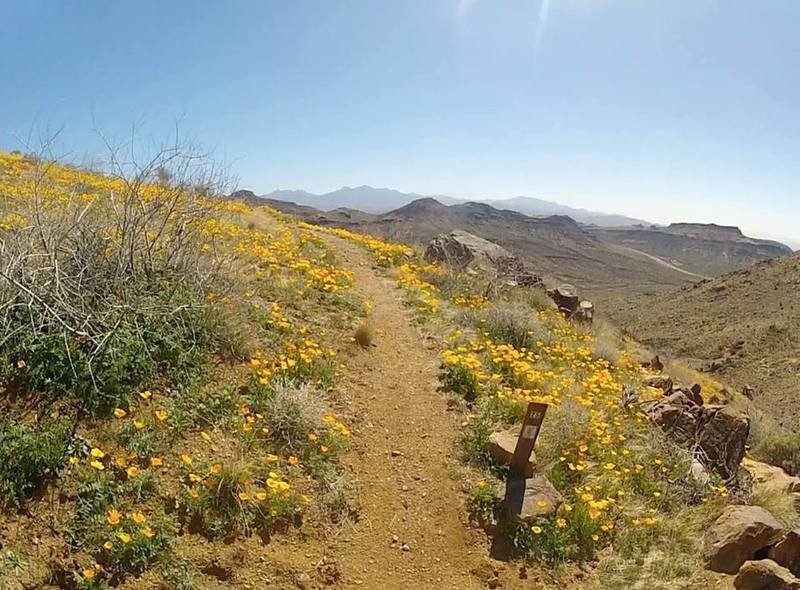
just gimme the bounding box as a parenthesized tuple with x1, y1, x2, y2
(321, 236, 493, 590)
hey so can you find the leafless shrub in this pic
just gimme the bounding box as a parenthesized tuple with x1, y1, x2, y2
(0, 131, 244, 412)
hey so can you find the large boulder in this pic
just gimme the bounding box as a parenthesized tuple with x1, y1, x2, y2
(647, 393, 750, 479)
(769, 532, 800, 577)
(702, 505, 785, 574)
(734, 559, 800, 590)
(495, 474, 564, 522)
(488, 431, 536, 477)
(743, 459, 800, 497)
(425, 230, 515, 270)
(698, 405, 750, 480)
(424, 231, 541, 287)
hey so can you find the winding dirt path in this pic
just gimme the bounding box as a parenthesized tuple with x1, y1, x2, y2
(321, 236, 492, 589)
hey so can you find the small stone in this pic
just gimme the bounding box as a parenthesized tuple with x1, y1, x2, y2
(391, 450, 402, 457)
(401, 544, 410, 552)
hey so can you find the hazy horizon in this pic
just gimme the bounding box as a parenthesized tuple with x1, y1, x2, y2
(2, 1, 798, 244)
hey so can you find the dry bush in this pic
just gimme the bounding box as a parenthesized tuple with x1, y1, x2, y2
(478, 302, 549, 349)
(353, 323, 374, 348)
(591, 320, 623, 364)
(0, 137, 243, 414)
(260, 384, 330, 451)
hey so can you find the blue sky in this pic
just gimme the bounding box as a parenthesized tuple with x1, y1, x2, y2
(1, 1, 798, 244)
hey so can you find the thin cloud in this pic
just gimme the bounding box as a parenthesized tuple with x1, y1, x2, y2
(456, 0, 478, 19)
(533, 0, 551, 57)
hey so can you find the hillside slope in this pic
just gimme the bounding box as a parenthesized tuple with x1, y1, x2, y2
(266, 197, 699, 298)
(606, 253, 800, 427)
(589, 223, 792, 277)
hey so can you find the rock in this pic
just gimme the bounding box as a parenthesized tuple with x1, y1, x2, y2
(488, 431, 535, 477)
(495, 474, 564, 522)
(688, 383, 704, 405)
(649, 355, 665, 373)
(294, 572, 312, 589)
(734, 559, 800, 590)
(424, 231, 541, 287)
(698, 405, 750, 479)
(743, 459, 800, 497)
(769, 532, 800, 577)
(689, 459, 710, 487)
(546, 284, 594, 323)
(743, 385, 756, 399)
(703, 505, 785, 574)
(648, 393, 749, 478)
(643, 375, 674, 394)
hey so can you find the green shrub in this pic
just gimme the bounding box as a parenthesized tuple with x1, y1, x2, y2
(468, 480, 499, 523)
(752, 430, 800, 476)
(0, 417, 72, 507)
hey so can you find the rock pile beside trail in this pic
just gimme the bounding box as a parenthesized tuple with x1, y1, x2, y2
(702, 505, 800, 588)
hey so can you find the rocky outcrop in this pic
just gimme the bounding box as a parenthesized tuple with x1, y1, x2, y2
(647, 388, 749, 479)
(734, 559, 800, 590)
(547, 284, 594, 322)
(702, 506, 785, 574)
(424, 231, 541, 287)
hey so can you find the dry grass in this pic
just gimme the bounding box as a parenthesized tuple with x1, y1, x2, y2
(354, 323, 374, 348)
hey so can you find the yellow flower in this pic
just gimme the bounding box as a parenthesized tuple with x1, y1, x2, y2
(143, 526, 155, 538)
(238, 492, 251, 501)
(16, 360, 26, 369)
(114, 408, 127, 418)
(133, 420, 145, 430)
(103, 541, 113, 550)
(190, 488, 199, 499)
(591, 534, 600, 542)
(256, 491, 268, 501)
(116, 532, 132, 544)
(68, 456, 80, 465)
(537, 500, 548, 508)
(556, 518, 567, 528)
(531, 526, 543, 534)
(266, 454, 279, 463)
(126, 466, 141, 478)
(288, 456, 299, 466)
(150, 457, 163, 467)
(320, 445, 329, 453)
(155, 410, 168, 422)
(90, 460, 105, 471)
(200, 431, 212, 443)
(107, 509, 122, 525)
(181, 454, 193, 466)
(300, 494, 312, 504)
(210, 464, 222, 475)
(130, 512, 146, 524)
(114, 456, 128, 468)
(90, 448, 106, 459)
(139, 390, 152, 400)
(189, 473, 202, 483)
(82, 568, 96, 580)
(307, 433, 318, 442)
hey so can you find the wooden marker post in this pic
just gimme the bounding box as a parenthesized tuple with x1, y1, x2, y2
(510, 402, 548, 478)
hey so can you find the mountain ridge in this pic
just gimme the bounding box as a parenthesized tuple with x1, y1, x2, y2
(260, 185, 648, 227)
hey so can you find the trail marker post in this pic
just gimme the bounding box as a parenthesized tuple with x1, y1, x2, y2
(510, 402, 548, 478)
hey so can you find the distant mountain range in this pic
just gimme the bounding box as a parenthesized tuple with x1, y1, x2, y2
(261, 185, 649, 227)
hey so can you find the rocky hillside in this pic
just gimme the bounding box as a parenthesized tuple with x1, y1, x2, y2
(588, 223, 792, 277)
(606, 252, 800, 428)
(265, 197, 700, 298)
